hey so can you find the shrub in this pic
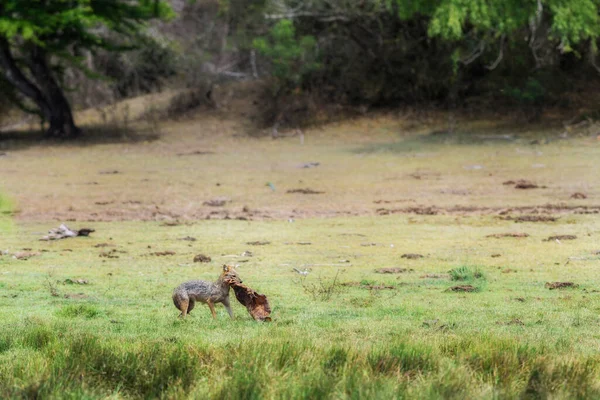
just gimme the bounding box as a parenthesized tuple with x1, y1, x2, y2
(449, 266, 485, 281)
(253, 20, 320, 92)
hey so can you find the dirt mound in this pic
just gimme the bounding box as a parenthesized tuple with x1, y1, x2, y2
(203, 198, 229, 207)
(99, 249, 120, 259)
(177, 150, 214, 156)
(420, 274, 448, 279)
(447, 285, 477, 292)
(342, 282, 395, 290)
(149, 251, 175, 256)
(543, 235, 577, 241)
(286, 188, 325, 194)
(545, 282, 578, 290)
(375, 267, 413, 274)
(486, 232, 529, 238)
(503, 179, 544, 189)
(401, 253, 424, 259)
(193, 254, 211, 262)
(502, 215, 557, 223)
(12, 251, 40, 260)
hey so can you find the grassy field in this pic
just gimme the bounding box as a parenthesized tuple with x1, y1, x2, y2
(1, 112, 600, 398)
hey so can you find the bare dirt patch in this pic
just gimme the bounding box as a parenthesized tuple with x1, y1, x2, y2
(401, 253, 424, 259)
(176, 150, 214, 156)
(203, 198, 229, 207)
(502, 215, 558, 223)
(298, 162, 320, 169)
(376, 204, 600, 218)
(286, 188, 325, 195)
(12, 251, 40, 260)
(149, 251, 176, 256)
(571, 192, 587, 199)
(99, 249, 123, 258)
(503, 179, 546, 189)
(420, 274, 449, 279)
(247, 241, 270, 246)
(193, 254, 211, 263)
(375, 267, 413, 274)
(545, 282, 579, 290)
(486, 232, 529, 238)
(447, 285, 477, 292)
(342, 282, 395, 290)
(5, 114, 600, 223)
(64, 278, 89, 285)
(543, 235, 577, 241)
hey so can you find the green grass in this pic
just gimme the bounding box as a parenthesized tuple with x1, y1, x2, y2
(2, 216, 600, 398)
(448, 266, 485, 281)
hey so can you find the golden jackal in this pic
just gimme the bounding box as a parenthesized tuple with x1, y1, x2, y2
(172, 265, 242, 319)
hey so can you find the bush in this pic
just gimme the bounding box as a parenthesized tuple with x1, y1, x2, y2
(253, 20, 320, 93)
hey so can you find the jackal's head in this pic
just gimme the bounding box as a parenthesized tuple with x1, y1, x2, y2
(221, 264, 242, 285)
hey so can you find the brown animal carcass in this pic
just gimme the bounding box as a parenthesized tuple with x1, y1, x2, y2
(231, 283, 272, 322)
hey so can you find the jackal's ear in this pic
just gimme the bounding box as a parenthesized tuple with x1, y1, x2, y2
(223, 264, 230, 272)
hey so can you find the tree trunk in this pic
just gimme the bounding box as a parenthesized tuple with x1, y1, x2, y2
(27, 46, 81, 138)
(0, 39, 81, 138)
(0, 37, 53, 123)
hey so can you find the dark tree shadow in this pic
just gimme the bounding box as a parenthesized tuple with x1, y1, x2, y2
(0, 125, 160, 152)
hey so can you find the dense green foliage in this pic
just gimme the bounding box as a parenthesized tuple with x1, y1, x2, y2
(253, 20, 320, 91)
(247, 0, 600, 115)
(0, 0, 174, 51)
(0, 0, 173, 136)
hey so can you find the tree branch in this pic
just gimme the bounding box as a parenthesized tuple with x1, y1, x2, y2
(460, 40, 485, 65)
(486, 35, 506, 70)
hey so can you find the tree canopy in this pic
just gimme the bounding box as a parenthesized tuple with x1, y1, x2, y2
(0, 0, 173, 138)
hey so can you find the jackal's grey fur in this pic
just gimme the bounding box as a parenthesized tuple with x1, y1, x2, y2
(172, 265, 242, 319)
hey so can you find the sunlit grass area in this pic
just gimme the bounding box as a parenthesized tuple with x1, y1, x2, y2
(2, 214, 600, 398)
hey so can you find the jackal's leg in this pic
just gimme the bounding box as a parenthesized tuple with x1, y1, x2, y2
(178, 298, 189, 318)
(207, 300, 217, 319)
(187, 299, 196, 315)
(222, 297, 234, 319)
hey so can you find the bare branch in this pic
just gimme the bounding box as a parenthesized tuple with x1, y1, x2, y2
(529, 0, 544, 68)
(590, 41, 600, 74)
(486, 35, 506, 70)
(460, 40, 485, 65)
